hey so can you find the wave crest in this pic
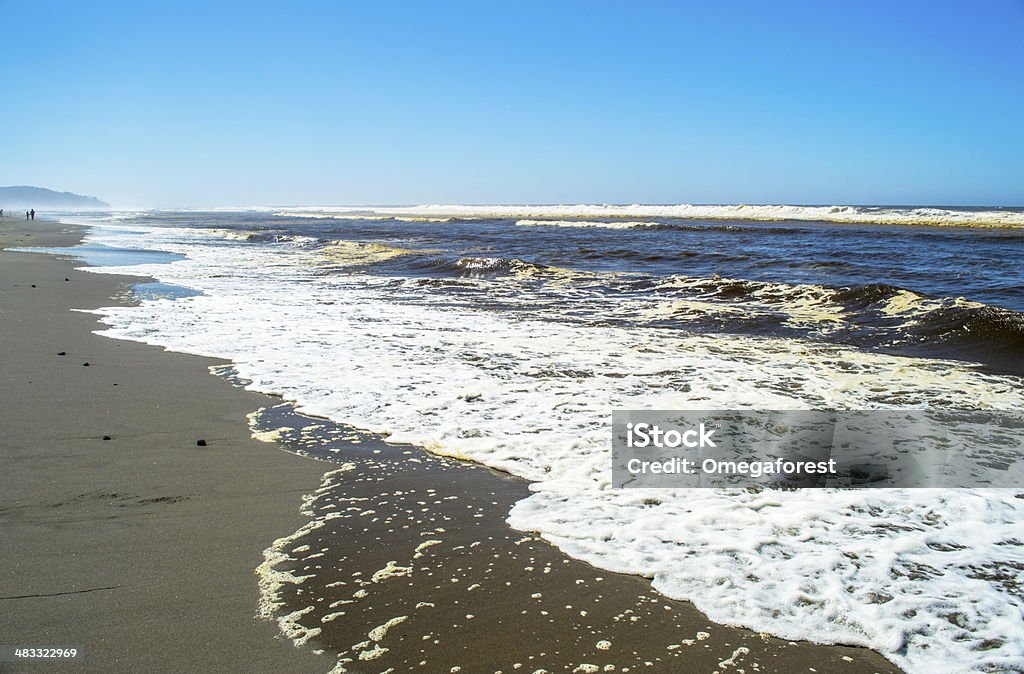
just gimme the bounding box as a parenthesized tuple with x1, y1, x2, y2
(274, 204, 1024, 228)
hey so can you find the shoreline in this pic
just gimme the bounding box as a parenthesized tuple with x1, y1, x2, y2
(0, 216, 903, 672)
(249, 402, 904, 673)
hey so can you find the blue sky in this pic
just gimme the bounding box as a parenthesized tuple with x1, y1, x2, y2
(3, 1, 1022, 207)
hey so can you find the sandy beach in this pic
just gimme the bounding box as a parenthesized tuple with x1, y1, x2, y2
(0, 218, 330, 672)
(0, 217, 907, 672)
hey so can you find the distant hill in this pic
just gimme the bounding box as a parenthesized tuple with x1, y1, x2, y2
(0, 186, 109, 209)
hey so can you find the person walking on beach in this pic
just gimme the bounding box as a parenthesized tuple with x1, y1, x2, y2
(26, 211, 30, 220)
(30, 209, 35, 220)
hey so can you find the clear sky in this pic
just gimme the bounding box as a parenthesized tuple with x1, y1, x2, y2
(3, 1, 1022, 208)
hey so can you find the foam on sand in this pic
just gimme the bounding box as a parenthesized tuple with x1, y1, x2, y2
(254, 463, 356, 644)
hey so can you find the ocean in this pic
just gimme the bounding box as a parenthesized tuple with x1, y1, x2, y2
(59, 205, 1024, 672)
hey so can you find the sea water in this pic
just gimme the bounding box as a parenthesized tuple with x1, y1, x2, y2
(66, 206, 1024, 673)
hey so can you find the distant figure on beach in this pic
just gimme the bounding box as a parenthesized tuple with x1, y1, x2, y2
(26, 211, 30, 220)
(30, 209, 35, 220)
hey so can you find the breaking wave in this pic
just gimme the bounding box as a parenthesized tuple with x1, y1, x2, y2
(274, 203, 1024, 228)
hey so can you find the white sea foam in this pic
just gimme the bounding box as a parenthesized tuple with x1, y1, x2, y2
(272, 211, 458, 222)
(74, 218, 1024, 673)
(271, 203, 1024, 228)
(515, 219, 662, 229)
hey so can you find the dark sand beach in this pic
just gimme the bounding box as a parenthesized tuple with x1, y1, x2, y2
(0, 218, 902, 673)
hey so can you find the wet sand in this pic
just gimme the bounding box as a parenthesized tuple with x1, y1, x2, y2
(0, 217, 902, 673)
(252, 403, 902, 674)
